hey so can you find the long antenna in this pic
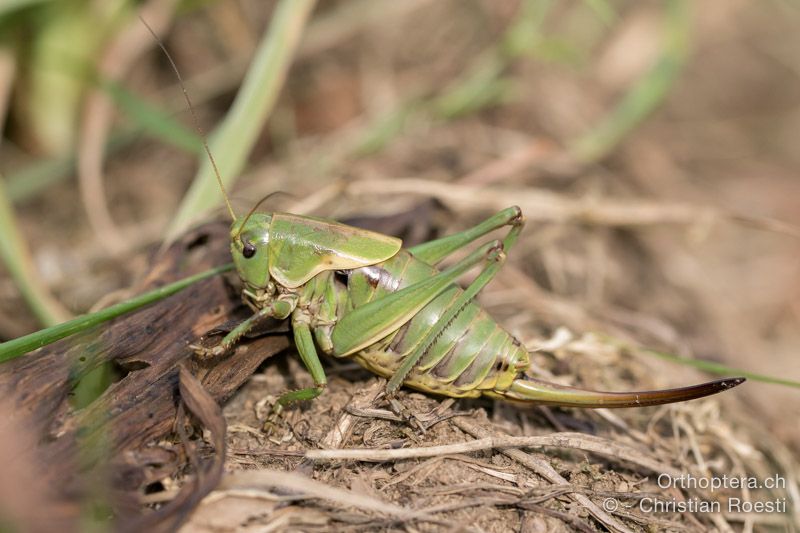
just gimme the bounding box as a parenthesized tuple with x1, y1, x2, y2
(139, 16, 237, 222)
(234, 191, 290, 239)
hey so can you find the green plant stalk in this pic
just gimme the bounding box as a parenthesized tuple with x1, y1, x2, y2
(0, 175, 71, 327)
(569, 0, 689, 162)
(167, 0, 317, 237)
(0, 263, 233, 363)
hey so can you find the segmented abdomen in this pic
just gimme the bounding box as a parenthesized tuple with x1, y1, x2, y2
(341, 249, 530, 398)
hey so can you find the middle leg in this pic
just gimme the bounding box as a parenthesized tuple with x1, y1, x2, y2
(263, 318, 327, 434)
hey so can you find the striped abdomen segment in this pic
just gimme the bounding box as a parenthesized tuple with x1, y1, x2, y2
(342, 250, 530, 398)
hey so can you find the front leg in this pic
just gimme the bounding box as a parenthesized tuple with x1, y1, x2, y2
(191, 296, 296, 359)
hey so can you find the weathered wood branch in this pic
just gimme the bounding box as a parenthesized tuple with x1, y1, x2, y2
(0, 222, 289, 531)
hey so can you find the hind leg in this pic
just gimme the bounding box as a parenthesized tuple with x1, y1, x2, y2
(387, 220, 524, 394)
(409, 206, 523, 265)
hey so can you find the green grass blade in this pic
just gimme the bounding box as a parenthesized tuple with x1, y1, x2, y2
(602, 334, 800, 390)
(0, 263, 233, 362)
(0, 0, 52, 17)
(502, 0, 553, 57)
(167, 0, 317, 238)
(0, 174, 71, 326)
(352, 100, 421, 157)
(350, 0, 553, 158)
(581, 0, 616, 26)
(434, 0, 552, 119)
(570, 0, 689, 162)
(100, 79, 203, 154)
(5, 130, 135, 203)
(434, 60, 509, 120)
(6, 156, 77, 203)
(642, 348, 800, 389)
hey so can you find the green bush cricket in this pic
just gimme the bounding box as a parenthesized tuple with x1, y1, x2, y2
(193, 195, 744, 423)
(147, 23, 744, 428)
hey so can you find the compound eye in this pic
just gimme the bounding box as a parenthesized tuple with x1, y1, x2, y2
(242, 241, 256, 259)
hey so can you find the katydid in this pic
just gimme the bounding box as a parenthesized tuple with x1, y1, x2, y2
(192, 200, 744, 421)
(145, 22, 744, 425)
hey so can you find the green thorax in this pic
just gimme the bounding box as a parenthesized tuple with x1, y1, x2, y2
(231, 212, 402, 290)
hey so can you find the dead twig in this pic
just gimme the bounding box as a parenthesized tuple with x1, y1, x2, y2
(306, 429, 680, 478)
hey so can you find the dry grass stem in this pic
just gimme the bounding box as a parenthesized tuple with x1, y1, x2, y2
(77, 0, 181, 254)
(348, 179, 800, 237)
(217, 470, 439, 524)
(306, 430, 679, 476)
